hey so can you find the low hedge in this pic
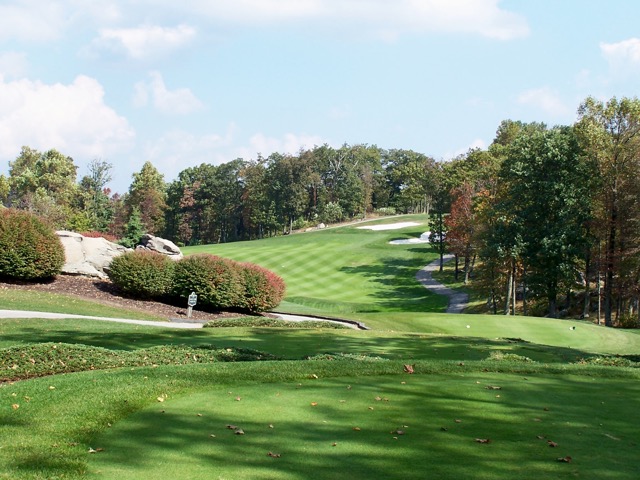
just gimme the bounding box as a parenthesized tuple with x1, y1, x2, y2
(171, 254, 244, 310)
(108, 251, 286, 313)
(108, 250, 175, 298)
(0, 209, 65, 280)
(238, 263, 286, 312)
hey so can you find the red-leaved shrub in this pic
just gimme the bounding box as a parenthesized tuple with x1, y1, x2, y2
(79, 231, 119, 243)
(171, 254, 243, 310)
(238, 263, 286, 312)
(0, 209, 65, 280)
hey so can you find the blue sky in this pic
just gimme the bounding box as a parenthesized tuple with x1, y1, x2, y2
(1, 0, 639, 193)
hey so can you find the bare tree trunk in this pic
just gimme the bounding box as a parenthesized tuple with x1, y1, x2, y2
(504, 259, 513, 316)
(454, 255, 459, 281)
(582, 249, 591, 318)
(464, 254, 470, 285)
(512, 266, 517, 315)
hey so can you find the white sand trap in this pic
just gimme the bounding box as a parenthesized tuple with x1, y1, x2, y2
(358, 221, 421, 231)
(389, 232, 431, 245)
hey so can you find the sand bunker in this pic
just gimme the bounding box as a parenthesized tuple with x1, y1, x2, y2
(357, 222, 421, 231)
(389, 232, 431, 245)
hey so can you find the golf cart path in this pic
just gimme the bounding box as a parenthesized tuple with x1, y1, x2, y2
(0, 309, 361, 329)
(416, 255, 469, 313)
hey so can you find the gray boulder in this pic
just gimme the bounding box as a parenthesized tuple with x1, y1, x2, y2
(136, 234, 183, 260)
(56, 231, 131, 279)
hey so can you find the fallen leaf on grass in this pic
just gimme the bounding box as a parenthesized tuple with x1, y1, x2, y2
(88, 448, 104, 453)
(235, 429, 245, 435)
(235, 397, 242, 402)
(557, 456, 572, 463)
(475, 438, 491, 444)
(403, 364, 415, 374)
(310, 402, 318, 407)
(455, 419, 462, 423)
(353, 427, 361, 431)
(547, 440, 558, 448)
(392, 429, 405, 435)
(11, 404, 19, 410)
(226, 424, 238, 430)
(267, 452, 281, 458)
(485, 386, 501, 390)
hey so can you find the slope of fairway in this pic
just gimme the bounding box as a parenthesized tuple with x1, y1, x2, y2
(184, 215, 446, 316)
(87, 371, 640, 480)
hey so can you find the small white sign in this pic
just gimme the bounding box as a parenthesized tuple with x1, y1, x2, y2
(188, 292, 198, 307)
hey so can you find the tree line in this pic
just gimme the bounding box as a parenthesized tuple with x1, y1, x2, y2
(1, 95, 639, 326)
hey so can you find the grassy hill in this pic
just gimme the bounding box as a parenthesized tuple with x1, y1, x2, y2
(1, 215, 640, 479)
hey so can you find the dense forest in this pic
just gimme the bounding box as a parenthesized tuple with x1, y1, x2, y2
(2, 96, 640, 326)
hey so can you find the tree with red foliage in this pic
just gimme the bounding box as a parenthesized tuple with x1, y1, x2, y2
(445, 182, 476, 284)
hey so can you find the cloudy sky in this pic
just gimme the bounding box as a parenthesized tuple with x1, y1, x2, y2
(1, 0, 639, 192)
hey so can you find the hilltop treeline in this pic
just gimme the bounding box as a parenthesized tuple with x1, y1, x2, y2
(1, 95, 640, 325)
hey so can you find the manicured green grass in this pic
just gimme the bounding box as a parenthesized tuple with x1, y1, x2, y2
(183, 214, 447, 316)
(2, 215, 640, 479)
(2, 363, 638, 480)
(0, 289, 164, 321)
(87, 372, 640, 480)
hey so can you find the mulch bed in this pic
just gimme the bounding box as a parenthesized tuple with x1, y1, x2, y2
(0, 274, 243, 322)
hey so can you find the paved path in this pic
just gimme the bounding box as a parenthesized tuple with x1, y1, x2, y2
(415, 255, 469, 313)
(0, 309, 362, 329)
(0, 309, 204, 329)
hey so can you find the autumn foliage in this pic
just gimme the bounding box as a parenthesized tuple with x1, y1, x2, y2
(171, 254, 286, 313)
(0, 208, 65, 280)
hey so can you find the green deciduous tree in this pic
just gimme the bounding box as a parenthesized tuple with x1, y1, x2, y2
(126, 161, 167, 235)
(576, 96, 640, 326)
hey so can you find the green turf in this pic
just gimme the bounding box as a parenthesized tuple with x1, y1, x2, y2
(183, 215, 448, 316)
(81, 371, 640, 480)
(0, 289, 165, 321)
(2, 215, 640, 479)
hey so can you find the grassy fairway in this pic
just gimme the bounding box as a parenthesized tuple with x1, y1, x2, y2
(86, 372, 640, 480)
(2, 215, 640, 479)
(184, 215, 447, 316)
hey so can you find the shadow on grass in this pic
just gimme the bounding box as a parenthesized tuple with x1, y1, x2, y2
(0, 320, 597, 365)
(83, 373, 640, 480)
(339, 248, 448, 313)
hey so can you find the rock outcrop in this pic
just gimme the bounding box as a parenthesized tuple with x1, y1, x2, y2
(56, 231, 131, 279)
(136, 234, 184, 260)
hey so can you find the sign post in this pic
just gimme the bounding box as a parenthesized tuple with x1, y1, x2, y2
(187, 292, 198, 318)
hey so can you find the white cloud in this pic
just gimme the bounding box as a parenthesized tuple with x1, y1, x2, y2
(601, 38, 640, 65)
(181, 0, 529, 40)
(0, 52, 29, 79)
(141, 126, 236, 181)
(139, 128, 327, 185)
(516, 87, 571, 117)
(600, 38, 640, 80)
(0, 1, 66, 42)
(0, 75, 135, 163)
(87, 24, 197, 60)
(133, 72, 204, 115)
(243, 132, 325, 158)
(446, 138, 488, 159)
